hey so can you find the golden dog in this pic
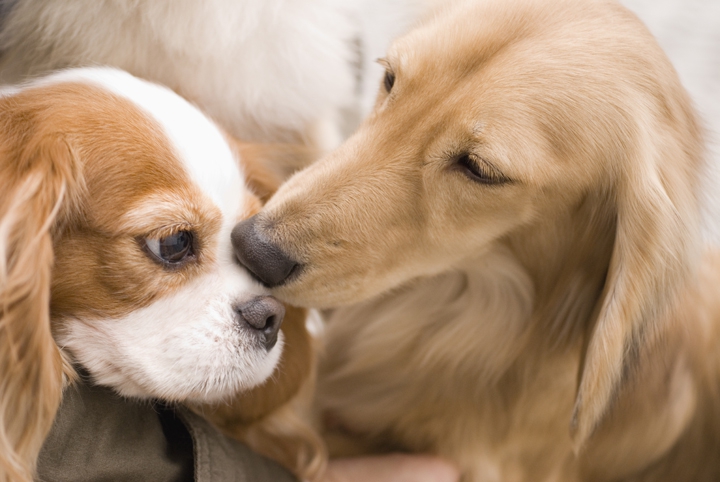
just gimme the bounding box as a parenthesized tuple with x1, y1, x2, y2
(231, 0, 720, 480)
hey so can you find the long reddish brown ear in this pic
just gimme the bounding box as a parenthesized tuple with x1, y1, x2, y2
(0, 99, 81, 482)
(225, 138, 320, 202)
(571, 104, 703, 447)
(195, 306, 325, 479)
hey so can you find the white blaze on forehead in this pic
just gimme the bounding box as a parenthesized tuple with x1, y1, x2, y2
(21, 68, 284, 402)
(33, 67, 243, 215)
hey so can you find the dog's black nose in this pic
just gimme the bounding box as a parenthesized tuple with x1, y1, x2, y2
(231, 216, 299, 287)
(236, 295, 285, 350)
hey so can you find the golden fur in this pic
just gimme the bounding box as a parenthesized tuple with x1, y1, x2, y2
(0, 79, 324, 481)
(246, 0, 720, 479)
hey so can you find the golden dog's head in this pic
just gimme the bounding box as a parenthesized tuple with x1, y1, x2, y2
(233, 0, 703, 447)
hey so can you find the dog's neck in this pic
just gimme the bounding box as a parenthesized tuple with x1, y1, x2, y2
(505, 191, 616, 349)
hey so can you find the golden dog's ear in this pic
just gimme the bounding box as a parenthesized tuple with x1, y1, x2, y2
(225, 138, 320, 202)
(571, 119, 703, 448)
(0, 103, 81, 482)
(196, 306, 325, 479)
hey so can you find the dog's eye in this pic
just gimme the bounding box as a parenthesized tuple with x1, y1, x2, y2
(144, 231, 195, 265)
(383, 70, 395, 93)
(456, 154, 509, 185)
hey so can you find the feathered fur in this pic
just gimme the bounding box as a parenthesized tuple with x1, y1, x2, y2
(0, 70, 323, 482)
(244, 0, 720, 479)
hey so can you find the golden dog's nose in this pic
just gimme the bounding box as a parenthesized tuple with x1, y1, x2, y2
(231, 216, 299, 288)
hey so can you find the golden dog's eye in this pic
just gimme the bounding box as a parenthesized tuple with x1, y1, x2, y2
(144, 230, 195, 265)
(383, 70, 395, 93)
(456, 154, 509, 185)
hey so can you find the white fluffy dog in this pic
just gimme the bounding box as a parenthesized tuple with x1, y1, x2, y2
(0, 0, 431, 153)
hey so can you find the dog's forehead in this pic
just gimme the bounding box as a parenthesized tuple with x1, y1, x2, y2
(392, 0, 568, 78)
(37, 68, 243, 217)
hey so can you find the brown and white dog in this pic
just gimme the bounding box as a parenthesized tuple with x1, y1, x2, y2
(0, 68, 321, 482)
(231, 0, 720, 480)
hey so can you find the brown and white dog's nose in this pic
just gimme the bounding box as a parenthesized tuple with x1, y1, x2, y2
(236, 295, 285, 350)
(231, 216, 299, 287)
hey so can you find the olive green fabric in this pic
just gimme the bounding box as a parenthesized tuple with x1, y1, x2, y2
(36, 382, 297, 482)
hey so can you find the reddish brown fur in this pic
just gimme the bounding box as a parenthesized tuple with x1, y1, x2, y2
(0, 82, 226, 480)
(0, 82, 322, 481)
(199, 305, 326, 479)
(210, 135, 326, 479)
(225, 139, 319, 203)
(0, 119, 73, 482)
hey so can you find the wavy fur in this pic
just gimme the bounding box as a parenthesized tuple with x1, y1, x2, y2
(0, 125, 79, 481)
(249, 0, 720, 479)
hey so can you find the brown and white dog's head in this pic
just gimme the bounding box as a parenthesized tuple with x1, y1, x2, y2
(232, 0, 704, 452)
(0, 68, 309, 481)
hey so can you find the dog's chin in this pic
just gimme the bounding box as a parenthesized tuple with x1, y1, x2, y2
(60, 324, 285, 403)
(273, 263, 433, 309)
(273, 279, 370, 309)
(267, 262, 383, 308)
(88, 338, 283, 403)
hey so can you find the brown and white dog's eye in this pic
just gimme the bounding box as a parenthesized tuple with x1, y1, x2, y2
(456, 154, 509, 185)
(144, 230, 196, 265)
(383, 70, 395, 93)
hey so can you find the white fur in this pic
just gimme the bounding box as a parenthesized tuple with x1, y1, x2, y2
(0, 0, 434, 148)
(0, 0, 358, 148)
(56, 269, 280, 403)
(26, 68, 280, 402)
(38, 68, 243, 211)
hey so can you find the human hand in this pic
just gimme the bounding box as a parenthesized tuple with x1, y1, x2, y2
(322, 453, 460, 482)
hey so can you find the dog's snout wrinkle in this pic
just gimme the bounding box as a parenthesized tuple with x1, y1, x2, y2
(231, 216, 299, 288)
(236, 295, 285, 350)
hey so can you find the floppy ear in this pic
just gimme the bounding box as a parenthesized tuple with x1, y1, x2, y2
(571, 120, 703, 447)
(195, 306, 325, 479)
(0, 108, 81, 482)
